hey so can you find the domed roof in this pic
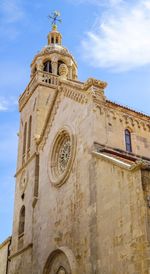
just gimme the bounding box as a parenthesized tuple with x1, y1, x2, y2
(31, 26, 77, 68)
(30, 25, 78, 81)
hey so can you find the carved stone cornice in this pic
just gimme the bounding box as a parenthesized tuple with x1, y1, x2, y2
(62, 86, 88, 104)
(83, 78, 108, 91)
(106, 100, 150, 122)
(96, 103, 150, 133)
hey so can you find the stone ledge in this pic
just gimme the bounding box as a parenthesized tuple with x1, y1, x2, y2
(9, 243, 33, 260)
(0, 236, 11, 249)
(15, 152, 36, 177)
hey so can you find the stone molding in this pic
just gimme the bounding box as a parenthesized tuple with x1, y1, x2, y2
(62, 86, 88, 104)
(9, 243, 33, 260)
(48, 126, 76, 187)
(107, 100, 150, 120)
(38, 83, 89, 150)
(92, 151, 145, 171)
(15, 152, 36, 177)
(38, 90, 62, 150)
(96, 104, 150, 133)
(43, 246, 77, 274)
(0, 237, 11, 249)
(83, 77, 107, 91)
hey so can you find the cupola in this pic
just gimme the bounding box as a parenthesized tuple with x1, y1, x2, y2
(30, 12, 78, 81)
(47, 24, 62, 45)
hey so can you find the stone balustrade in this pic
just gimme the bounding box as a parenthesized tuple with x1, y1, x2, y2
(39, 71, 59, 85)
(19, 71, 59, 111)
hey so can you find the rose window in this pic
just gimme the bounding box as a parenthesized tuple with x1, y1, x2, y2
(48, 128, 76, 187)
(58, 139, 71, 173)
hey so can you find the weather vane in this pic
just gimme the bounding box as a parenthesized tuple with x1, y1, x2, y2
(48, 11, 62, 28)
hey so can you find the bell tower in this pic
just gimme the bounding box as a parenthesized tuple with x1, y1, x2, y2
(30, 13, 78, 80)
(9, 12, 78, 274)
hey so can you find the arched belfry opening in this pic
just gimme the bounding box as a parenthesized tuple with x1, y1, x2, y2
(44, 61, 52, 73)
(56, 37, 59, 44)
(51, 37, 54, 44)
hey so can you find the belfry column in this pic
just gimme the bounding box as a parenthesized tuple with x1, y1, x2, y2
(68, 66, 73, 79)
(51, 59, 58, 75)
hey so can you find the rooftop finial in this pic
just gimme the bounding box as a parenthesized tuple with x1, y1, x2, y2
(48, 11, 62, 30)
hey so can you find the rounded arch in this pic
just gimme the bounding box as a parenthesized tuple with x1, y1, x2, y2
(43, 60, 52, 73)
(125, 125, 133, 133)
(43, 247, 77, 274)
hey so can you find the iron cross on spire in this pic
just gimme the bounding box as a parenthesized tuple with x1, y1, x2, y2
(48, 11, 62, 28)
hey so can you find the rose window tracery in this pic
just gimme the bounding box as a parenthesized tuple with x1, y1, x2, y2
(58, 139, 71, 173)
(48, 128, 76, 187)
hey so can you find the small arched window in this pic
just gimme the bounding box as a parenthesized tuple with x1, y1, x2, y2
(22, 122, 27, 163)
(57, 60, 65, 75)
(27, 116, 32, 153)
(18, 206, 25, 236)
(43, 61, 52, 73)
(56, 37, 58, 44)
(51, 37, 54, 44)
(125, 129, 132, 152)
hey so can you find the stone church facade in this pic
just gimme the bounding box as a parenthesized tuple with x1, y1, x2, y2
(1, 24, 150, 274)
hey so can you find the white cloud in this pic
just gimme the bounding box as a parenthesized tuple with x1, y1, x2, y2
(0, 97, 17, 112)
(81, 0, 150, 71)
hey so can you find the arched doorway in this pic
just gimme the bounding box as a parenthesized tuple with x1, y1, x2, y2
(43, 249, 71, 274)
(43, 247, 77, 274)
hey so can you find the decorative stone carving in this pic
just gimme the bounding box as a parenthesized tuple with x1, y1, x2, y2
(48, 127, 76, 187)
(83, 78, 108, 91)
(62, 87, 88, 104)
(59, 64, 68, 79)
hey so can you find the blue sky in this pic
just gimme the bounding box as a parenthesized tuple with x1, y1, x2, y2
(1, 0, 150, 243)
